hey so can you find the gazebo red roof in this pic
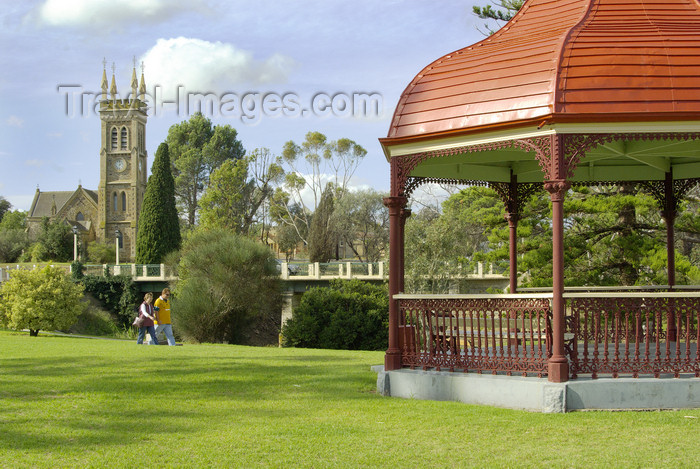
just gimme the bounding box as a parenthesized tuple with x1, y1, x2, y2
(386, 0, 700, 141)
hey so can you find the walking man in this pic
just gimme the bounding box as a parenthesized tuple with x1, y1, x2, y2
(154, 288, 176, 345)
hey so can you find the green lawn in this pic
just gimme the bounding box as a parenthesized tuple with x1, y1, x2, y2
(1, 331, 698, 468)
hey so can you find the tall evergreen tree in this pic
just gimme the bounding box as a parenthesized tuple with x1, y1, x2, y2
(136, 143, 181, 264)
(308, 184, 336, 263)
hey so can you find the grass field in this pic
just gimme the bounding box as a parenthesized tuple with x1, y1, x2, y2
(1, 331, 699, 468)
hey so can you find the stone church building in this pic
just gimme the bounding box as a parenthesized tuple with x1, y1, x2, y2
(27, 65, 149, 262)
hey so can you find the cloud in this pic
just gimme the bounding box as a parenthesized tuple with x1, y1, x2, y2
(5, 116, 24, 127)
(46, 131, 63, 138)
(141, 37, 295, 100)
(28, 0, 207, 30)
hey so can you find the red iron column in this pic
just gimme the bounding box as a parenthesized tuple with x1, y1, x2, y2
(506, 213, 519, 293)
(399, 208, 411, 295)
(546, 180, 570, 383)
(383, 195, 407, 370)
(663, 171, 677, 341)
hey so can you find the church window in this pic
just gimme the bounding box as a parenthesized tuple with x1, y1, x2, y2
(121, 192, 127, 211)
(111, 128, 118, 149)
(76, 212, 85, 221)
(113, 192, 118, 212)
(121, 127, 128, 150)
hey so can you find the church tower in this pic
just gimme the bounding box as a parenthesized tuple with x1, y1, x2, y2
(97, 61, 148, 262)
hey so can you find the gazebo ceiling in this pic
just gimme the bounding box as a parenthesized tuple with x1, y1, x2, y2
(381, 0, 700, 184)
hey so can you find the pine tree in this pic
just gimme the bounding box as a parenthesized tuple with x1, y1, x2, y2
(136, 143, 181, 264)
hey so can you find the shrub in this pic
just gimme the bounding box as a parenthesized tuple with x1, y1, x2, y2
(282, 279, 389, 350)
(68, 301, 120, 336)
(87, 241, 116, 264)
(79, 275, 139, 328)
(0, 266, 85, 336)
(173, 228, 281, 344)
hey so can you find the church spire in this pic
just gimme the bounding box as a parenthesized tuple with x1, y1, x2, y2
(101, 58, 108, 100)
(130, 56, 138, 98)
(109, 62, 117, 99)
(138, 61, 146, 100)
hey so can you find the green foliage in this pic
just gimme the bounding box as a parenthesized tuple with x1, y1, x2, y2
(473, 1, 524, 34)
(199, 148, 284, 236)
(86, 241, 116, 264)
(70, 260, 84, 280)
(173, 228, 281, 344)
(0, 196, 10, 221)
(29, 217, 72, 262)
(0, 228, 30, 263)
(68, 304, 120, 336)
(307, 184, 336, 263)
(78, 275, 139, 328)
(0, 266, 85, 336)
(405, 186, 504, 293)
(136, 142, 181, 264)
(273, 131, 366, 248)
(0, 209, 26, 230)
(282, 279, 389, 351)
(166, 112, 245, 227)
(409, 183, 700, 290)
(333, 189, 389, 262)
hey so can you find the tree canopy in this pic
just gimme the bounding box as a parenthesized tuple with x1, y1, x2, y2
(199, 148, 284, 236)
(473, 0, 524, 34)
(404, 184, 700, 293)
(273, 131, 367, 249)
(165, 112, 245, 227)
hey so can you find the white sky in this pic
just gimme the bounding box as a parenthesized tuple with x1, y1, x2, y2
(0, 0, 493, 211)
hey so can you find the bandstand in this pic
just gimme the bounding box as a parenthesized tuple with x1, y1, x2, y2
(375, 0, 700, 411)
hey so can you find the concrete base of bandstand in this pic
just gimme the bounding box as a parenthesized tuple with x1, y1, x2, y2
(372, 366, 700, 413)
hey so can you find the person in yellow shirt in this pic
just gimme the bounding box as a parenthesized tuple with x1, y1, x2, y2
(153, 288, 176, 345)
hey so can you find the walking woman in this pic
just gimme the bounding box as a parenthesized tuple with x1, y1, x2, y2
(136, 292, 159, 345)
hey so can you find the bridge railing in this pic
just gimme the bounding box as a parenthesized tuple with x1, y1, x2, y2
(1, 264, 71, 282)
(81, 264, 177, 281)
(279, 261, 386, 280)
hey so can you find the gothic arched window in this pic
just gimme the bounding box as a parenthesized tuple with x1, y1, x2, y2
(120, 127, 127, 150)
(76, 212, 85, 221)
(121, 192, 127, 211)
(111, 128, 118, 149)
(113, 192, 118, 212)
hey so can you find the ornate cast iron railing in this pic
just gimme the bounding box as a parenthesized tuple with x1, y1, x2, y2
(395, 291, 700, 379)
(567, 292, 700, 379)
(395, 294, 553, 377)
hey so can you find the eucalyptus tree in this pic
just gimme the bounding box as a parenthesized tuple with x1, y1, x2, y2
(165, 112, 245, 227)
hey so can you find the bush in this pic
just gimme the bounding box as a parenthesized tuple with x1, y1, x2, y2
(173, 228, 281, 344)
(0, 266, 85, 336)
(78, 275, 139, 328)
(68, 300, 120, 336)
(282, 279, 389, 350)
(87, 241, 116, 264)
(0, 228, 30, 263)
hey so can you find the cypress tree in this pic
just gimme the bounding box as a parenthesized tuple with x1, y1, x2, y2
(308, 184, 336, 263)
(136, 143, 181, 264)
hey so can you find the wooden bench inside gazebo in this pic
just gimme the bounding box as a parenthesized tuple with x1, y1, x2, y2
(375, 0, 700, 411)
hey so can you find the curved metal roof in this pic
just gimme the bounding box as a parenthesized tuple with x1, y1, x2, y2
(387, 0, 700, 141)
